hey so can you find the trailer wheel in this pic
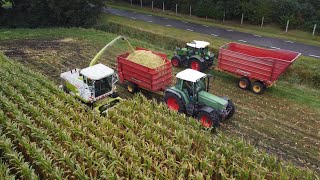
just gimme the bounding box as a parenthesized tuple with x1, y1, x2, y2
(171, 57, 181, 67)
(252, 81, 265, 95)
(198, 111, 220, 128)
(164, 93, 185, 113)
(190, 58, 203, 71)
(126, 82, 138, 94)
(238, 77, 250, 90)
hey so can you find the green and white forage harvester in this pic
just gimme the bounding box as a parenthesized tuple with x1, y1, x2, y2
(171, 40, 214, 72)
(59, 36, 131, 115)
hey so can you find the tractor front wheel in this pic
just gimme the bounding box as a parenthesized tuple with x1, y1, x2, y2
(164, 93, 185, 113)
(189, 59, 203, 71)
(171, 57, 181, 67)
(252, 81, 265, 95)
(198, 111, 220, 128)
(225, 100, 235, 120)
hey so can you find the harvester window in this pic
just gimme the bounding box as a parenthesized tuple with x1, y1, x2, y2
(94, 77, 112, 97)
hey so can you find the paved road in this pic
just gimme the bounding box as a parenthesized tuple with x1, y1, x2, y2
(104, 7, 320, 59)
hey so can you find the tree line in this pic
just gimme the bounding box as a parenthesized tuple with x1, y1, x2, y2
(0, 0, 104, 27)
(130, 0, 320, 33)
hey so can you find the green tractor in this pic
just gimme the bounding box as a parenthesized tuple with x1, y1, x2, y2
(164, 69, 235, 128)
(171, 40, 214, 72)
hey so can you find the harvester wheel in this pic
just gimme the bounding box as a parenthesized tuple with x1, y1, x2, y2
(238, 77, 250, 90)
(164, 93, 185, 113)
(171, 57, 181, 67)
(252, 81, 265, 95)
(189, 59, 203, 71)
(126, 82, 138, 94)
(225, 100, 235, 120)
(198, 111, 220, 128)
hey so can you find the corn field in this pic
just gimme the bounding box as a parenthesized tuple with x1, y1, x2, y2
(0, 53, 317, 179)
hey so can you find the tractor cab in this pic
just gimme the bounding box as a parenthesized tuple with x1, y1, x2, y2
(60, 63, 120, 107)
(172, 40, 215, 71)
(164, 69, 235, 128)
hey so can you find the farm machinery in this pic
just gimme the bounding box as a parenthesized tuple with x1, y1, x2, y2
(117, 49, 235, 128)
(59, 36, 130, 114)
(171, 40, 214, 72)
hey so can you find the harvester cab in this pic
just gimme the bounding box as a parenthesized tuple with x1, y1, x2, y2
(164, 69, 235, 128)
(171, 40, 214, 72)
(59, 36, 132, 115)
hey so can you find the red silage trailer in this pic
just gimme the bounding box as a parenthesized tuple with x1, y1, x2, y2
(117, 47, 172, 93)
(217, 43, 300, 94)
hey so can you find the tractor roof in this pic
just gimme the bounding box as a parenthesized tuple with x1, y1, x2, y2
(187, 40, 210, 48)
(80, 63, 114, 80)
(176, 69, 206, 82)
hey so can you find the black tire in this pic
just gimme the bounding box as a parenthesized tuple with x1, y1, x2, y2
(197, 110, 220, 128)
(238, 77, 251, 90)
(189, 58, 204, 71)
(111, 92, 119, 98)
(62, 85, 70, 94)
(171, 56, 181, 67)
(251, 81, 265, 95)
(164, 93, 185, 113)
(225, 100, 235, 120)
(126, 82, 138, 94)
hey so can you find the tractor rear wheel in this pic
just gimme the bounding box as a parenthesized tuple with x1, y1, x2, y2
(252, 81, 265, 95)
(171, 57, 181, 67)
(189, 59, 203, 71)
(126, 82, 138, 94)
(238, 77, 250, 90)
(198, 110, 220, 128)
(164, 93, 185, 113)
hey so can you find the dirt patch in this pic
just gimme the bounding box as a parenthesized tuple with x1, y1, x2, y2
(0, 38, 319, 174)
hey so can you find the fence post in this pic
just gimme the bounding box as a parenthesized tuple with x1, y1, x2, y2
(162, 2, 165, 12)
(285, 20, 290, 32)
(223, 11, 226, 23)
(261, 16, 264, 27)
(176, 4, 178, 15)
(151, 1, 153, 11)
(313, 24, 317, 36)
(190, 6, 192, 16)
(241, 13, 244, 25)
(130, 0, 132, 6)
(140, 0, 142, 8)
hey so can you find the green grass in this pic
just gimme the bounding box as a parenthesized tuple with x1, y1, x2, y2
(107, 1, 320, 47)
(2, 2, 12, 8)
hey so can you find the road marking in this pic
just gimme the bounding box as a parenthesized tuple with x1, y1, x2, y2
(309, 54, 320, 58)
(166, 24, 172, 27)
(186, 29, 194, 32)
(181, 21, 188, 23)
(227, 29, 233, 32)
(211, 34, 219, 37)
(270, 46, 280, 49)
(133, 12, 137, 14)
(285, 40, 294, 43)
(119, 9, 124, 11)
(203, 25, 209, 27)
(115, 14, 121, 16)
(254, 34, 261, 37)
(131, 17, 136, 19)
(238, 40, 247, 43)
(147, 14, 152, 16)
(147, 20, 153, 23)
(163, 17, 168, 19)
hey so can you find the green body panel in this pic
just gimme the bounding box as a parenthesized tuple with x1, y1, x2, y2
(94, 96, 122, 114)
(168, 86, 190, 105)
(66, 81, 78, 94)
(198, 91, 228, 110)
(176, 46, 212, 61)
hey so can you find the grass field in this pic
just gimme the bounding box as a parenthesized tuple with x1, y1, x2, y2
(0, 28, 319, 175)
(0, 53, 317, 178)
(107, 1, 320, 47)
